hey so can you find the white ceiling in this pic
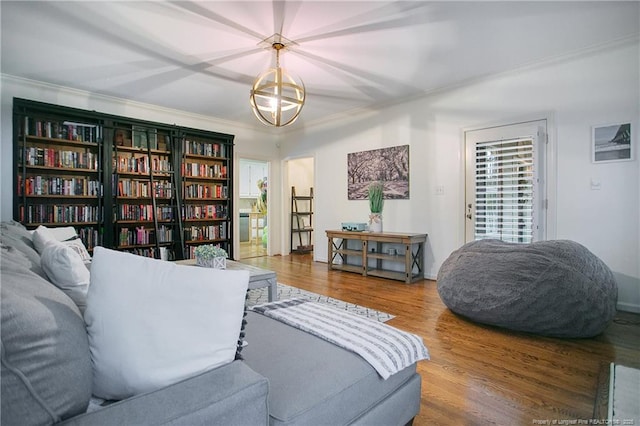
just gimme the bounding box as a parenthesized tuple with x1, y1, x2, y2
(2, 1, 638, 130)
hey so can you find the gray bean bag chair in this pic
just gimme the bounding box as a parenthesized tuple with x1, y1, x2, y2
(437, 239, 617, 338)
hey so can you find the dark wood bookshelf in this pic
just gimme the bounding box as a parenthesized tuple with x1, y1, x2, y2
(13, 98, 235, 260)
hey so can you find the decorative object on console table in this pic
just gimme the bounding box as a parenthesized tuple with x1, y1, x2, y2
(341, 222, 366, 232)
(194, 244, 228, 269)
(13, 98, 104, 251)
(367, 181, 384, 233)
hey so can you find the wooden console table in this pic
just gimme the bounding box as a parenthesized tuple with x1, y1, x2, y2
(326, 230, 427, 283)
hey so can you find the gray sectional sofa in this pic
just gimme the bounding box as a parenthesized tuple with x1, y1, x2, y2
(1, 221, 422, 425)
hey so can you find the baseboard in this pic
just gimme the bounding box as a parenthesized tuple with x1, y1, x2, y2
(616, 302, 640, 314)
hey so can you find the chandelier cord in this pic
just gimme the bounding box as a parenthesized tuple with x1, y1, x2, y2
(273, 42, 284, 68)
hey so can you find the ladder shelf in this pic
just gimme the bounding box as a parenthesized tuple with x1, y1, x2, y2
(290, 186, 313, 253)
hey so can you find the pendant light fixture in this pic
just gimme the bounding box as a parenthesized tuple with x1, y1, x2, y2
(250, 37, 305, 127)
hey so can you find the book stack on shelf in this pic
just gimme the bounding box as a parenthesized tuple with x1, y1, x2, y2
(23, 118, 102, 143)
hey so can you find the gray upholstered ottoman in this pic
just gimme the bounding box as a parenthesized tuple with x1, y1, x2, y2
(437, 239, 617, 338)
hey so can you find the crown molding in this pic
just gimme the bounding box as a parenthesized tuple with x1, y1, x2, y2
(0, 74, 275, 136)
(291, 33, 640, 133)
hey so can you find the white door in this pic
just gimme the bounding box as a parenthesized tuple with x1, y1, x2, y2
(465, 120, 547, 243)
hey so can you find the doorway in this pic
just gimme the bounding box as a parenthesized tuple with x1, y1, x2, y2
(465, 120, 548, 244)
(238, 158, 269, 259)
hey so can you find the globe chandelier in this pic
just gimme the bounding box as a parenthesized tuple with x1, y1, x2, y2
(249, 36, 305, 127)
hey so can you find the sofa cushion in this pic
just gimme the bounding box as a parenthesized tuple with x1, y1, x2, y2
(40, 240, 90, 313)
(0, 221, 46, 278)
(1, 245, 92, 425)
(85, 247, 250, 400)
(243, 311, 418, 426)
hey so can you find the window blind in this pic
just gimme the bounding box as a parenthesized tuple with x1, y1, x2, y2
(474, 137, 535, 243)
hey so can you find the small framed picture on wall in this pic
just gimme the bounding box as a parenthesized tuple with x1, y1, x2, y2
(592, 122, 632, 163)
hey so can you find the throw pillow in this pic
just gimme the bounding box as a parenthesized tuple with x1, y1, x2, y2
(32, 225, 91, 263)
(84, 247, 250, 400)
(40, 240, 90, 313)
(32, 225, 56, 254)
(47, 226, 78, 242)
(63, 237, 92, 264)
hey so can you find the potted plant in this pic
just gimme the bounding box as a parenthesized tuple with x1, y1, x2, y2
(194, 244, 228, 269)
(368, 181, 384, 233)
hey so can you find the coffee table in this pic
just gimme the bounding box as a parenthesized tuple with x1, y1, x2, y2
(175, 259, 277, 302)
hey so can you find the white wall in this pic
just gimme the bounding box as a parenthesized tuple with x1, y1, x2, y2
(280, 40, 640, 312)
(0, 75, 283, 258)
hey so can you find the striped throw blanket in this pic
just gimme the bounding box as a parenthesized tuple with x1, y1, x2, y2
(251, 298, 429, 379)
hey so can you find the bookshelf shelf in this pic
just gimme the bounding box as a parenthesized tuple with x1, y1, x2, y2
(27, 221, 99, 227)
(115, 146, 170, 155)
(22, 166, 99, 173)
(24, 195, 99, 199)
(24, 135, 99, 148)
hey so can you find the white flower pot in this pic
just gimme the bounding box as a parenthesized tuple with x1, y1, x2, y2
(369, 213, 383, 233)
(196, 256, 227, 269)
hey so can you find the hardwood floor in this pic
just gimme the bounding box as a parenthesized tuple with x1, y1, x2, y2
(239, 241, 267, 259)
(239, 254, 640, 426)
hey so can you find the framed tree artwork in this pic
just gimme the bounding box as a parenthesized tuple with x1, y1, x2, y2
(592, 122, 632, 163)
(347, 145, 409, 200)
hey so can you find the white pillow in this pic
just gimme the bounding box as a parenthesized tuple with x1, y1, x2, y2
(40, 241, 90, 313)
(48, 226, 78, 242)
(64, 238, 92, 264)
(33, 225, 91, 263)
(32, 225, 56, 254)
(85, 247, 250, 400)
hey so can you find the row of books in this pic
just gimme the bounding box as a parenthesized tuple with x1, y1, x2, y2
(116, 179, 172, 199)
(19, 204, 100, 224)
(182, 204, 227, 220)
(118, 225, 173, 247)
(23, 118, 102, 143)
(184, 184, 228, 199)
(183, 140, 227, 158)
(77, 227, 100, 251)
(114, 155, 171, 174)
(184, 224, 227, 242)
(131, 126, 160, 150)
(21, 147, 98, 170)
(18, 175, 101, 197)
(182, 162, 227, 179)
(116, 204, 174, 221)
(187, 242, 229, 259)
(121, 247, 172, 259)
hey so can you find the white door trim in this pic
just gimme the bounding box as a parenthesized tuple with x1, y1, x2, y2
(460, 113, 557, 246)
